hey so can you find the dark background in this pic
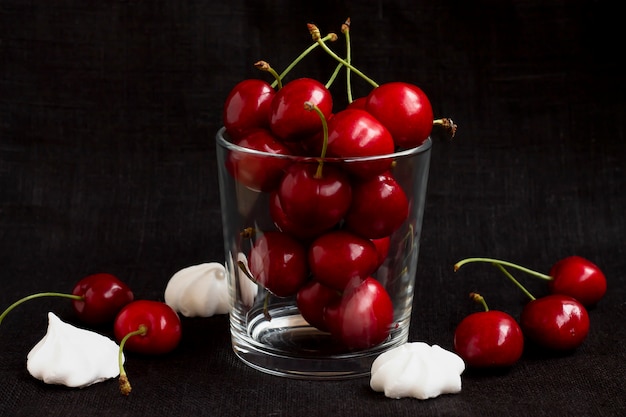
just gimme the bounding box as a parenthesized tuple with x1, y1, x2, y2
(1, 1, 624, 416)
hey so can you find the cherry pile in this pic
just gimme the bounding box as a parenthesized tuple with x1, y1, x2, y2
(0, 272, 182, 395)
(222, 21, 454, 350)
(453, 256, 606, 369)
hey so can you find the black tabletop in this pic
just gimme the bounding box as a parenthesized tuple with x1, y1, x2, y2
(1, 1, 625, 416)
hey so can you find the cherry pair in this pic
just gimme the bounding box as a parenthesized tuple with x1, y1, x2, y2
(0, 273, 182, 395)
(453, 256, 606, 368)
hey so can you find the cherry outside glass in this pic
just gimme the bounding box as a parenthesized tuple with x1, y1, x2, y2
(216, 127, 432, 379)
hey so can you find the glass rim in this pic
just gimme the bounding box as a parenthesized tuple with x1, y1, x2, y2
(216, 126, 432, 163)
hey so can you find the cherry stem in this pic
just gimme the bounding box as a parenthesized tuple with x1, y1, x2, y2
(303, 101, 329, 178)
(493, 264, 537, 301)
(454, 257, 552, 281)
(254, 60, 282, 90)
(325, 62, 343, 89)
(118, 324, 148, 396)
(307, 23, 379, 89)
(341, 18, 354, 103)
(0, 292, 83, 325)
(433, 118, 458, 139)
(237, 260, 258, 285)
(237, 260, 272, 320)
(270, 33, 336, 89)
(469, 292, 489, 311)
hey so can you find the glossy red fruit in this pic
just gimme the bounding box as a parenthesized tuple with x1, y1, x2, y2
(277, 163, 352, 232)
(548, 256, 607, 307)
(371, 236, 391, 269)
(520, 294, 590, 351)
(344, 171, 409, 239)
(223, 79, 275, 140)
(269, 190, 324, 240)
(269, 78, 333, 141)
(324, 277, 394, 350)
(345, 96, 366, 110)
(249, 231, 309, 297)
(308, 230, 379, 291)
(113, 300, 182, 355)
(365, 82, 433, 148)
(326, 108, 395, 179)
(454, 310, 524, 368)
(296, 280, 340, 332)
(71, 273, 134, 325)
(225, 129, 292, 192)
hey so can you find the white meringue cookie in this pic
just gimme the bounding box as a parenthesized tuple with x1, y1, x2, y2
(27, 312, 122, 388)
(165, 262, 230, 317)
(370, 342, 465, 400)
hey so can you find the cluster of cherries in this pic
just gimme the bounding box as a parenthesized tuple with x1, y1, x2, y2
(0, 273, 182, 395)
(453, 255, 607, 369)
(222, 22, 453, 350)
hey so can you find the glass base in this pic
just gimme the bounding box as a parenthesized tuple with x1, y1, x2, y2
(230, 304, 409, 380)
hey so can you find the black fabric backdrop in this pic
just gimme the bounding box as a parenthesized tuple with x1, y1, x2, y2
(1, 1, 625, 416)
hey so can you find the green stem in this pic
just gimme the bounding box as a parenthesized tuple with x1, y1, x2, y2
(308, 23, 378, 88)
(342, 18, 354, 103)
(118, 324, 147, 396)
(0, 292, 83, 325)
(470, 292, 489, 311)
(325, 62, 343, 89)
(493, 264, 537, 301)
(454, 257, 552, 281)
(303, 101, 329, 178)
(270, 34, 335, 89)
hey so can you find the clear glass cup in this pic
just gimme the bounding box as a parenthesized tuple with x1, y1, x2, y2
(216, 127, 431, 379)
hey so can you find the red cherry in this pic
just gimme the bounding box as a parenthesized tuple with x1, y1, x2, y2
(345, 96, 366, 110)
(113, 300, 182, 355)
(269, 78, 333, 141)
(269, 190, 323, 240)
(223, 79, 275, 140)
(324, 277, 394, 350)
(326, 108, 395, 178)
(277, 162, 352, 232)
(344, 171, 409, 239)
(548, 256, 607, 307)
(365, 81, 433, 148)
(453, 293, 524, 368)
(371, 236, 391, 269)
(0, 273, 134, 327)
(248, 231, 309, 297)
(222, 79, 275, 140)
(296, 280, 340, 332)
(114, 300, 182, 395)
(71, 273, 135, 325)
(225, 129, 292, 192)
(308, 230, 379, 291)
(520, 294, 590, 351)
